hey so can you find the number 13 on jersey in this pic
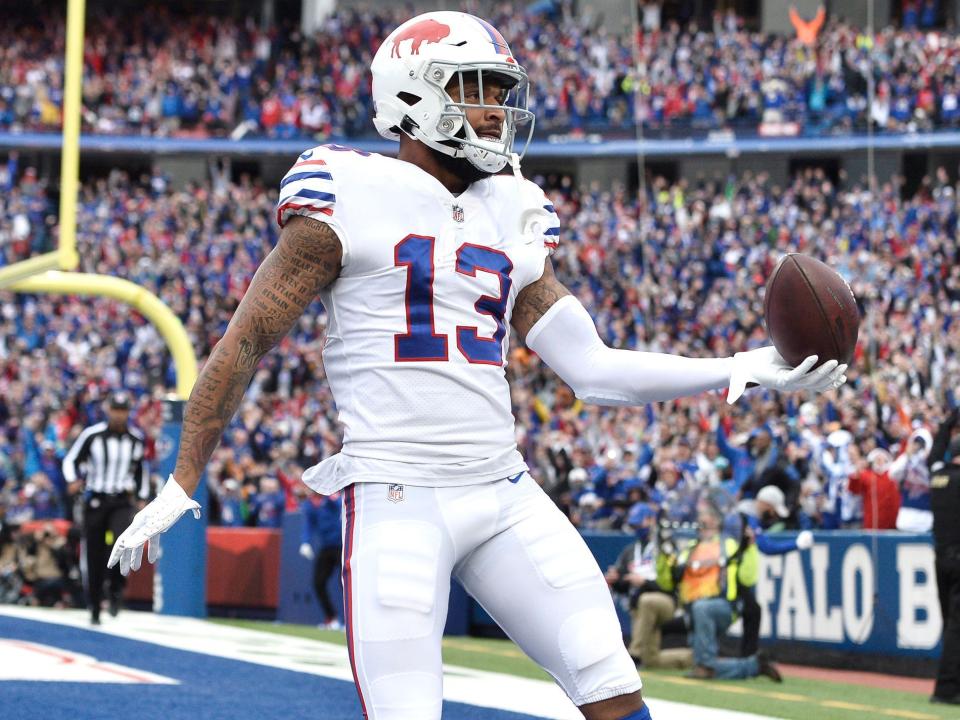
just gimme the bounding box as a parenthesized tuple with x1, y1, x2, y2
(394, 235, 513, 365)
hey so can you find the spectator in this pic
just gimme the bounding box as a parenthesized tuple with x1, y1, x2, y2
(847, 447, 901, 530)
(215, 479, 246, 527)
(735, 486, 816, 656)
(0, 520, 21, 603)
(657, 494, 780, 681)
(891, 428, 935, 532)
(248, 476, 285, 528)
(17, 523, 67, 607)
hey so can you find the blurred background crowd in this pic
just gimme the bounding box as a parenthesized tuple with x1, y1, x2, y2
(3, 1, 960, 140)
(0, 153, 957, 554)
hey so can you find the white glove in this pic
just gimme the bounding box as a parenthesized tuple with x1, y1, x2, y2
(728, 347, 847, 404)
(299, 542, 315, 561)
(796, 530, 814, 550)
(107, 475, 201, 576)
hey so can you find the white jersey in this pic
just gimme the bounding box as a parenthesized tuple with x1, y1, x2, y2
(276, 144, 560, 492)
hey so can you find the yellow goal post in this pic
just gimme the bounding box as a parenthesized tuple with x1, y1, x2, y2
(0, 0, 198, 399)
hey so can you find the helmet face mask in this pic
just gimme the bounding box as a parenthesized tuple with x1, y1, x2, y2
(372, 12, 535, 174)
(432, 63, 534, 173)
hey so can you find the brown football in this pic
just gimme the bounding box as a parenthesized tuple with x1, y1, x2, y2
(763, 253, 860, 368)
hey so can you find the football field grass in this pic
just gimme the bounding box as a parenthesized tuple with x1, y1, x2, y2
(215, 619, 952, 720)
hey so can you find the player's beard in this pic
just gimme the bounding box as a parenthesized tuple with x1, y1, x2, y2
(431, 141, 492, 186)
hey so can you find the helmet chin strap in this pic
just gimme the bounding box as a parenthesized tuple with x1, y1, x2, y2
(510, 152, 522, 178)
(410, 123, 509, 174)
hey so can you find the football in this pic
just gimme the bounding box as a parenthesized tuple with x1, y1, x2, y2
(763, 253, 860, 368)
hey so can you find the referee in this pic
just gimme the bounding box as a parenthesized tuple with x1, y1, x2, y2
(930, 408, 960, 705)
(63, 391, 150, 625)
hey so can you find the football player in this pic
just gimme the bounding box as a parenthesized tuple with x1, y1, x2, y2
(108, 12, 846, 720)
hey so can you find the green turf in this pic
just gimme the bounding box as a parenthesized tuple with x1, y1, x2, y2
(212, 619, 950, 720)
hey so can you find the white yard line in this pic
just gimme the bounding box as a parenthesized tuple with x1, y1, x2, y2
(0, 606, 781, 720)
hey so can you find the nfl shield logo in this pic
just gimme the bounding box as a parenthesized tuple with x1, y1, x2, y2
(387, 484, 404, 503)
(452, 205, 464, 223)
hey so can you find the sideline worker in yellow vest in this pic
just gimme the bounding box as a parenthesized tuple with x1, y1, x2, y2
(657, 494, 782, 681)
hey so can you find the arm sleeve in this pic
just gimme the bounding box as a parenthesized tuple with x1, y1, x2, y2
(62, 427, 95, 484)
(525, 296, 733, 405)
(716, 422, 742, 463)
(301, 504, 315, 545)
(755, 533, 801, 555)
(888, 453, 907, 482)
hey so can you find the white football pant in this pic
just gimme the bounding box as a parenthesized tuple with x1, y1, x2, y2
(341, 473, 641, 719)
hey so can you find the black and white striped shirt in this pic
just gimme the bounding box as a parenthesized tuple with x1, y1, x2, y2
(62, 422, 150, 499)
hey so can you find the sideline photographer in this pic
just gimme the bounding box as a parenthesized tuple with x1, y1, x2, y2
(606, 504, 690, 669)
(656, 492, 781, 681)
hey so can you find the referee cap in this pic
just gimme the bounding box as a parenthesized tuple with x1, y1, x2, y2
(108, 391, 132, 410)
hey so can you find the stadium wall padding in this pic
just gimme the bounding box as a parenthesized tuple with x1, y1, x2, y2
(467, 531, 941, 661)
(125, 527, 281, 609)
(126, 519, 942, 662)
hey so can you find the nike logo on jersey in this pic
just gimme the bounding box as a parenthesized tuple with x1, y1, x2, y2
(507, 472, 524, 484)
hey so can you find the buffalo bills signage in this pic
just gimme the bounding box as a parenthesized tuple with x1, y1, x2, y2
(756, 533, 940, 657)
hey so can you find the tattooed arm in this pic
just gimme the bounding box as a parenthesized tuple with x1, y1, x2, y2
(107, 215, 343, 575)
(511, 259, 572, 340)
(173, 215, 342, 495)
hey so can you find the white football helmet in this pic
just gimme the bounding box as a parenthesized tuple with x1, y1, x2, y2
(371, 11, 535, 174)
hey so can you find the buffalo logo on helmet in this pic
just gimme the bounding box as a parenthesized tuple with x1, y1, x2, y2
(390, 19, 451, 58)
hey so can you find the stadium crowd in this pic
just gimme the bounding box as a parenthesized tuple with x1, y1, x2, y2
(0, 148, 956, 575)
(3, 3, 960, 140)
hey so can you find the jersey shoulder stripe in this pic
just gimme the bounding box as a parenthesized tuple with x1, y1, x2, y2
(542, 203, 560, 249)
(280, 170, 333, 189)
(285, 187, 336, 203)
(277, 151, 338, 228)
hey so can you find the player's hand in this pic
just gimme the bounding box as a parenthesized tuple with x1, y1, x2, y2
(796, 530, 814, 550)
(728, 347, 847, 404)
(299, 542, 315, 561)
(107, 475, 201, 576)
